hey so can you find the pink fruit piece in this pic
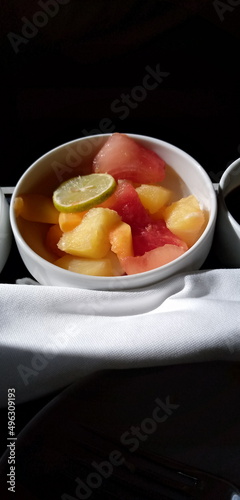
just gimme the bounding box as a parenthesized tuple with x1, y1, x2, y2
(121, 244, 186, 275)
(132, 219, 188, 256)
(111, 180, 151, 231)
(93, 133, 166, 184)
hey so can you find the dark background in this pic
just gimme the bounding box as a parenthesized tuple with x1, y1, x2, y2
(1, 0, 240, 191)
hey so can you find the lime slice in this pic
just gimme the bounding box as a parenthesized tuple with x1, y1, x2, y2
(53, 174, 117, 213)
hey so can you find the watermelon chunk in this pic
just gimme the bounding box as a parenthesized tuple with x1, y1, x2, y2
(132, 219, 188, 256)
(111, 180, 151, 230)
(121, 245, 186, 275)
(93, 133, 166, 184)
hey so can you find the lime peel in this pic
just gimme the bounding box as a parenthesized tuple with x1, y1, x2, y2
(53, 174, 117, 213)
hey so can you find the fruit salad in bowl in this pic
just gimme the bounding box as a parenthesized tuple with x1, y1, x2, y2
(10, 133, 217, 290)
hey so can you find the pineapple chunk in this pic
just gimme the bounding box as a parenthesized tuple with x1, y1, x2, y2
(14, 194, 59, 224)
(163, 195, 206, 248)
(54, 250, 124, 277)
(57, 207, 121, 259)
(54, 254, 113, 276)
(109, 221, 133, 259)
(136, 184, 172, 214)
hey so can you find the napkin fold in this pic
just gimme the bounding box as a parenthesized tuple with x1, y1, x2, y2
(1, 268, 240, 407)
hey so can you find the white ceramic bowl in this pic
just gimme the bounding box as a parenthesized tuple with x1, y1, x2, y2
(215, 157, 240, 267)
(10, 133, 217, 290)
(0, 188, 12, 273)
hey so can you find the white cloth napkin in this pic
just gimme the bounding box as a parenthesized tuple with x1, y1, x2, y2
(1, 268, 240, 407)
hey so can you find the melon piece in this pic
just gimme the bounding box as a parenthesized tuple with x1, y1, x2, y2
(136, 184, 172, 214)
(17, 218, 57, 263)
(45, 224, 65, 258)
(57, 207, 121, 259)
(54, 251, 124, 277)
(111, 180, 151, 230)
(163, 195, 206, 248)
(132, 219, 188, 256)
(58, 212, 86, 232)
(107, 250, 125, 276)
(109, 221, 133, 259)
(93, 133, 166, 184)
(121, 245, 186, 275)
(14, 194, 59, 224)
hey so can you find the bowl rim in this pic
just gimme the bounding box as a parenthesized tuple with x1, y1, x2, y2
(10, 133, 217, 282)
(0, 187, 10, 224)
(0, 187, 3, 212)
(218, 157, 240, 193)
(218, 157, 240, 231)
(0, 187, 12, 273)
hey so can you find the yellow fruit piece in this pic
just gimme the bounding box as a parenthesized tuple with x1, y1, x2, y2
(14, 194, 59, 224)
(109, 221, 133, 259)
(107, 250, 125, 276)
(54, 254, 113, 276)
(136, 184, 172, 214)
(54, 250, 124, 277)
(58, 212, 86, 232)
(57, 207, 121, 259)
(163, 195, 206, 248)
